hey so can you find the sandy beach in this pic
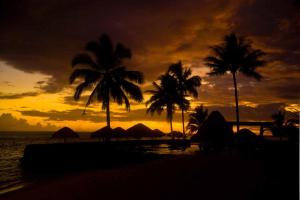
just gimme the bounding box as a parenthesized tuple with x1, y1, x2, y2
(1, 154, 267, 200)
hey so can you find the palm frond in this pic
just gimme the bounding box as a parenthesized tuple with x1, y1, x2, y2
(120, 80, 143, 102)
(124, 70, 144, 84)
(71, 53, 97, 69)
(114, 43, 132, 61)
(69, 68, 100, 84)
(85, 41, 101, 58)
(74, 82, 92, 100)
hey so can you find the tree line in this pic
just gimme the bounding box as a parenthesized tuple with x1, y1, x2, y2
(70, 33, 266, 135)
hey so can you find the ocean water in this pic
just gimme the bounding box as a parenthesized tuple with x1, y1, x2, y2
(0, 132, 199, 195)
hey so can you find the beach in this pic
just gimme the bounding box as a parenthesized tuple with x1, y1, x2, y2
(1, 153, 268, 200)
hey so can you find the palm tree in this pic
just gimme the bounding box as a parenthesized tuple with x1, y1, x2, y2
(186, 105, 208, 134)
(204, 33, 265, 132)
(168, 61, 201, 136)
(271, 110, 299, 142)
(146, 73, 189, 136)
(271, 110, 286, 141)
(70, 34, 144, 129)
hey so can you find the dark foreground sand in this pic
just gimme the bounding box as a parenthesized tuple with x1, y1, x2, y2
(1, 154, 268, 200)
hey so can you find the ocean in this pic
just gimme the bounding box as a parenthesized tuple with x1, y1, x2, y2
(0, 132, 199, 195)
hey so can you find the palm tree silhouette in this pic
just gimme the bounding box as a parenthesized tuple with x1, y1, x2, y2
(146, 73, 188, 137)
(271, 110, 285, 141)
(204, 33, 265, 132)
(70, 34, 144, 129)
(186, 105, 208, 134)
(168, 61, 201, 136)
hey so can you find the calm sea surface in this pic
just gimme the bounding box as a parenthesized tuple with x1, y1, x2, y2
(0, 132, 199, 195)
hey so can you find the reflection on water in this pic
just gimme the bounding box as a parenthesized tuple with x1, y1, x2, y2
(0, 132, 199, 194)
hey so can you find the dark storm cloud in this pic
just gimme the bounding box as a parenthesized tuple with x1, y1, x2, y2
(0, 0, 299, 106)
(0, 0, 236, 92)
(18, 102, 298, 124)
(209, 103, 298, 121)
(19, 108, 167, 123)
(0, 92, 40, 99)
(20, 109, 102, 122)
(0, 113, 57, 131)
(232, 0, 300, 65)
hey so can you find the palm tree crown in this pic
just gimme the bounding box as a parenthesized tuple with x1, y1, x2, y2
(146, 73, 189, 133)
(70, 34, 144, 128)
(168, 61, 201, 135)
(205, 33, 265, 79)
(186, 105, 208, 134)
(204, 33, 265, 132)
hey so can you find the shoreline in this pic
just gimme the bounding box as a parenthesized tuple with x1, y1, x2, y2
(2, 153, 267, 200)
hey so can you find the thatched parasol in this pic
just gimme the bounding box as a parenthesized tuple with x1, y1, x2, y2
(168, 131, 184, 139)
(191, 111, 233, 145)
(151, 129, 165, 138)
(52, 127, 79, 143)
(113, 127, 126, 138)
(91, 126, 113, 140)
(126, 123, 153, 139)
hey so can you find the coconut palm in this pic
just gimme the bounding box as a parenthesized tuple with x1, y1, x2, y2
(146, 73, 189, 136)
(271, 110, 286, 141)
(271, 110, 299, 142)
(70, 34, 144, 129)
(186, 105, 208, 134)
(168, 61, 201, 136)
(204, 33, 265, 132)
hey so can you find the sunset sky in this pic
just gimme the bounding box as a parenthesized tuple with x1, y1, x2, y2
(0, 0, 299, 132)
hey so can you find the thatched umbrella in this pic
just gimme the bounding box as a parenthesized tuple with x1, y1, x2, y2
(191, 111, 234, 147)
(126, 123, 153, 139)
(168, 131, 184, 139)
(151, 129, 165, 138)
(235, 128, 258, 151)
(52, 127, 79, 143)
(91, 126, 113, 141)
(113, 127, 126, 139)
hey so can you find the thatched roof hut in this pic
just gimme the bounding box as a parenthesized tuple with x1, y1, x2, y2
(52, 127, 79, 142)
(169, 131, 184, 139)
(126, 123, 153, 139)
(91, 126, 113, 139)
(151, 129, 165, 138)
(113, 127, 127, 138)
(191, 111, 233, 145)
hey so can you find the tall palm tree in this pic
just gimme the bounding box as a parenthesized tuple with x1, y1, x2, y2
(146, 73, 189, 135)
(271, 110, 285, 141)
(70, 34, 144, 129)
(204, 33, 265, 132)
(186, 104, 208, 134)
(168, 61, 201, 136)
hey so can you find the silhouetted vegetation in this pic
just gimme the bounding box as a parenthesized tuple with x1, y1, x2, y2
(204, 33, 266, 132)
(186, 104, 208, 134)
(168, 61, 201, 136)
(271, 110, 299, 143)
(70, 34, 144, 130)
(146, 73, 188, 137)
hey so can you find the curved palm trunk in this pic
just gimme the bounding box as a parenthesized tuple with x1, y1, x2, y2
(170, 120, 175, 140)
(106, 98, 111, 128)
(232, 72, 240, 133)
(168, 104, 174, 140)
(170, 118, 173, 136)
(181, 108, 185, 137)
(105, 97, 111, 142)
